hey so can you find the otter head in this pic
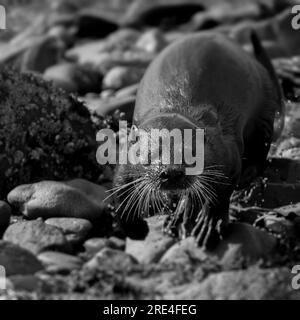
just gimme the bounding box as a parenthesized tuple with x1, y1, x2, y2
(114, 110, 236, 230)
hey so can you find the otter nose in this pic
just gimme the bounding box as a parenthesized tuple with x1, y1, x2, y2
(160, 167, 186, 184)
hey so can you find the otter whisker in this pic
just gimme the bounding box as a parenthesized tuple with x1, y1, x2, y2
(198, 178, 218, 201)
(132, 183, 150, 220)
(104, 177, 144, 201)
(123, 181, 147, 213)
(118, 181, 147, 220)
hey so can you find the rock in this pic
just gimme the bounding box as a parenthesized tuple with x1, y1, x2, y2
(0, 68, 101, 199)
(122, 0, 204, 28)
(0, 241, 43, 276)
(234, 182, 300, 208)
(126, 215, 176, 263)
(102, 66, 145, 90)
(83, 95, 135, 120)
(76, 10, 118, 38)
(166, 267, 300, 300)
(115, 83, 139, 98)
(273, 56, 300, 100)
(84, 248, 137, 271)
(84, 238, 109, 255)
(21, 36, 64, 74)
(277, 138, 300, 155)
(7, 179, 111, 223)
(0, 201, 11, 236)
(37, 251, 83, 274)
(84, 237, 126, 256)
(274, 203, 300, 218)
(108, 237, 126, 251)
(3, 219, 70, 255)
(135, 29, 167, 54)
(264, 215, 293, 234)
(47, 25, 76, 44)
(264, 157, 300, 183)
(44, 62, 101, 94)
(9, 275, 42, 292)
(159, 237, 207, 265)
(66, 29, 141, 68)
(281, 148, 300, 160)
(191, 3, 261, 31)
(45, 218, 92, 246)
(229, 205, 264, 224)
(213, 223, 277, 268)
(160, 223, 277, 268)
(230, 9, 300, 57)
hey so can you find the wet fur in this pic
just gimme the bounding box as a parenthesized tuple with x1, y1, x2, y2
(113, 32, 283, 248)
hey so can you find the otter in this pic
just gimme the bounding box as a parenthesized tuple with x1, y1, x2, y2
(112, 31, 284, 249)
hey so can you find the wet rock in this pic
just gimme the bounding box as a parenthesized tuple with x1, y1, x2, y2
(84, 237, 126, 255)
(281, 148, 300, 160)
(3, 219, 70, 255)
(264, 215, 293, 234)
(159, 237, 207, 265)
(83, 95, 135, 120)
(9, 275, 43, 292)
(0, 241, 43, 276)
(0, 201, 11, 236)
(45, 218, 92, 246)
(235, 182, 300, 208)
(0, 68, 101, 199)
(273, 56, 300, 100)
(284, 117, 300, 139)
(135, 29, 167, 54)
(47, 25, 76, 44)
(264, 157, 300, 183)
(276, 138, 300, 155)
(213, 223, 277, 268)
(122, 0, 204, 28)
(66, 29, 141, 68)
(84, 248, 137, 272)
(115, 83, 139, 98)
(102, 66, 145, 90)
(76, 11, 118, 39)
(126, 215, 176, 264)
(230, 9, 300, 57)
(21, 36, 64, 74)
(84, 238, 109, 255)
(274, 203, 300, 218)
(191, 3, 261, 31)
(38, 251, 83, 274)
(44, 62, 101, 94)
(108, 237, 126, 251)
(161, 223, 277, 268)
(7, 179, 110, 222)
(229, 205, 264, 224)
(167, 267, 300, 300)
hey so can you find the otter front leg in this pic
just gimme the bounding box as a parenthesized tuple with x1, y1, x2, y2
(191, 199, 229, 250)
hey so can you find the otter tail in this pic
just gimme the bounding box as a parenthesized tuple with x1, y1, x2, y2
(250, 30, 285, 141)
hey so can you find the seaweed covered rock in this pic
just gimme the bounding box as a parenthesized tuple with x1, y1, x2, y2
(0, 67, 101, 199)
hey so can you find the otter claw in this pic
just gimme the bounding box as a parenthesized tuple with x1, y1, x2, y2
(191, 206, 223, 250)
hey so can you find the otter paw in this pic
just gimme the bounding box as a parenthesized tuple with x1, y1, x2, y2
(191, 207, 227, 250)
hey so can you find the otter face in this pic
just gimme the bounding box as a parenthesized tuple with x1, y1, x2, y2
(113, 114, 233, 224)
